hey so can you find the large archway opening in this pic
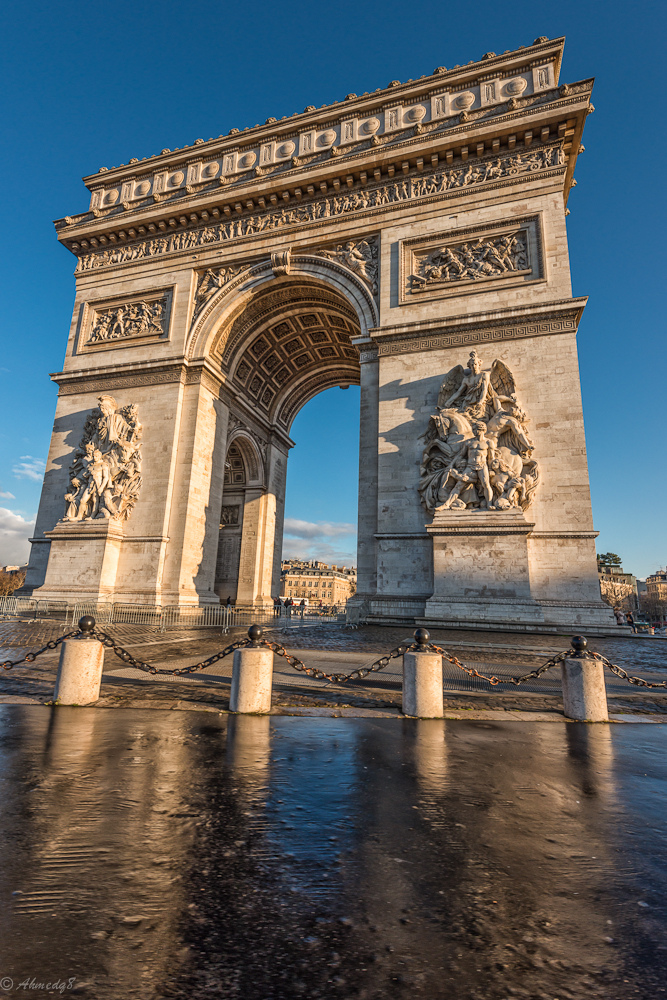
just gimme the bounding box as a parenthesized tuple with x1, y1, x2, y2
(281, 384, 360, 590)
(210, 275, 363, 605)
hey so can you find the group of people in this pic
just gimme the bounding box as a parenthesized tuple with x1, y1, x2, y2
(222, 596, 339, 615)
(272, 597, 338, 615)
(613, 608, 636, 631)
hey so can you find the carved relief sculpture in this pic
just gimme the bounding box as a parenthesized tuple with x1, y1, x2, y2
(419, 352, 539, 514)
(76, 145, 564, 273)
(220, 505, 240, 526)
(88, 298, 166, 343)
(193, 265, 245, 318)
(61, 396, 143, 523)
(313, 238, 378, 294)
(412, 232, 528, 289)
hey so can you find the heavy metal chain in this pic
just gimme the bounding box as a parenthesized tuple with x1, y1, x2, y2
(1, 631, 80, 670)
(591, 651, 667, 689)
(91, 629, 249, 676)
(259, 638, 417, 684)
(3, 624, 664, 693)
(428, 643, 569, 686)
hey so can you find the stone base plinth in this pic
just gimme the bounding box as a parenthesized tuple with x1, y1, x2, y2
(424, 507, 543, 624)
(33, 519, 124, 603)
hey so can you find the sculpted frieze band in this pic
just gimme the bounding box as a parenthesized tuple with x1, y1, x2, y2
(419, 351, 539, 515)
(75, 144, 564, 273)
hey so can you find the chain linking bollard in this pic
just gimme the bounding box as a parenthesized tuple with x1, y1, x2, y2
(53, 615, 105, 705)
(561, 635, 609, 722)
(229, 625, 274, 714)
(402, 629, 444, 719)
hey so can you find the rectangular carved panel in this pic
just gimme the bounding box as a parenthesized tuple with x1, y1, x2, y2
(399, 216, 543, 305)
(221, 505, 240, 526)
(76, 288, 174, 354)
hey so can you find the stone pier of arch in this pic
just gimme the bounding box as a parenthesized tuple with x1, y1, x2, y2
(23, 37, 615, 633)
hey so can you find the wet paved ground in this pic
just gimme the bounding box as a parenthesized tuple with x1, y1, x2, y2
(1, 707, 666, 999)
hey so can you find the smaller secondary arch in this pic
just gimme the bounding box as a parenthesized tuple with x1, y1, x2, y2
(225, 429, 265, 487)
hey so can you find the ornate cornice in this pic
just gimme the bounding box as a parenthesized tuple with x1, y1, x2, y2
(69, 144, 566, 276)
(371, 298, 586, 356)
(63, 38, 566, 203)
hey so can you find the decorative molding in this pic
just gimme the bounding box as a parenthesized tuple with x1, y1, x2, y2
(187, 255, 375, 357)
(51, 364, 187, 396)
(376, 313, 580, 357)
(400, 216, 542, 304)
(529, 531, 599, 539)
(71, 39, 574, 218)
(227, 415, 268, 480)
(271, 249, 291, 276)
(74, 144, 564, 274)
(375, 532, 429, 539)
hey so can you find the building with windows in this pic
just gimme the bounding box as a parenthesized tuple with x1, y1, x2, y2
(646, 569, 667, 607)
(280, 560, 356, 605)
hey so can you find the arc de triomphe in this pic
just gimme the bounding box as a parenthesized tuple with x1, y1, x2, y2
(24, 36, 614, 631)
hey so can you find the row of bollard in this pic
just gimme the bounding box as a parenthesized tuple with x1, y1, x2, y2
(53, 617, 609, 722)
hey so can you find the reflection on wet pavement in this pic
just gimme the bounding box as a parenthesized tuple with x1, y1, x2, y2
(1, 707, 666, 999)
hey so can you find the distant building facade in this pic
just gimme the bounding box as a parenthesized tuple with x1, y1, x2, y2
(642, 570, 667, 616)
(280, 560, 356, 605)
(597, 562, 637, 611)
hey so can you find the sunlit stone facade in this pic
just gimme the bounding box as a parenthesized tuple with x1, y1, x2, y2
(23, 36, 614, 631)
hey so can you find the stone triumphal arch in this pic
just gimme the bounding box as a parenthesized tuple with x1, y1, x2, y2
(24, 36, 614, 630)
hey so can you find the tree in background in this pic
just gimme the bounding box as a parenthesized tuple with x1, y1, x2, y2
(0, 570, 26, 597)
(597, 552, 622, 571)
(599, 577, 635, 611)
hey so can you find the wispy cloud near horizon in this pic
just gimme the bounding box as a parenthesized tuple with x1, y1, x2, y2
(282, 518, 357, 567)
(0, 507, 35, 565)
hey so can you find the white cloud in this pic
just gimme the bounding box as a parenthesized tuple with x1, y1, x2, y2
(283, 518, 356, 540)
(282, 519, 356, 566)
(0, 490, 15, 499)
(0, 508, 35, 565)
(12, 456, 46, 482)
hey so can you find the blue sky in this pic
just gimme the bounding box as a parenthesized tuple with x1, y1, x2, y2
(0, 0, 665, 576)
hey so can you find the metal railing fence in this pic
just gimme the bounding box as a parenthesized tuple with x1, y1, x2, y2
(0, 595, 346, 631)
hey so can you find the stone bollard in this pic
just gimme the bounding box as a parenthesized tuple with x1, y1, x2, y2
(53, 616, 105, 705)
(229, 626, 273, 714)
(402, 629, 444, 718)
(561, 636, 609, 722)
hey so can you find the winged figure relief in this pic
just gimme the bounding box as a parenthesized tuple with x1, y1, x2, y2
(418, 351, 539, 515)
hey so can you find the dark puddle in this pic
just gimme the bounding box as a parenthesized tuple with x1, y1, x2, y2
(1, 707, 666, 999)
